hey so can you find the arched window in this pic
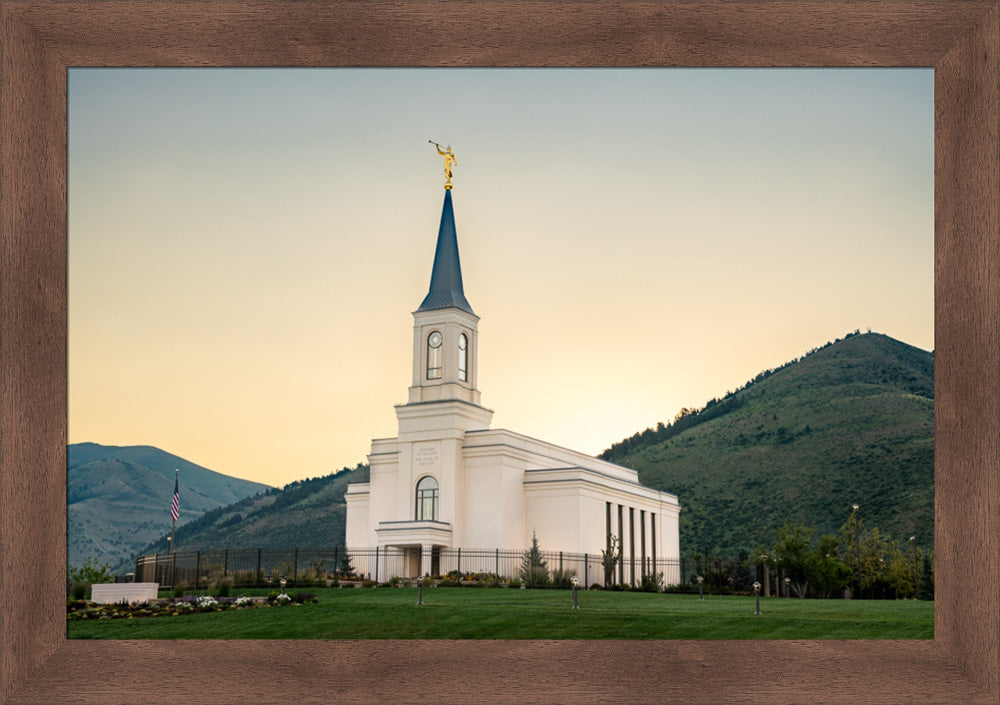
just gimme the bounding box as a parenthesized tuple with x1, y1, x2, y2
(426, 331, 443, 380)
(458, 333, 468, 382)
(415, 476, 439, 521)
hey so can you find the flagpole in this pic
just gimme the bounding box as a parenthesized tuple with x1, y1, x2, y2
(170, 469, 179, 554)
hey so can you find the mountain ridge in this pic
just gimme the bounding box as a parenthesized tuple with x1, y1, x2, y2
(82, 331, 934, 572)
(68, 442, 273, 571)
(600, 332, 933, 556)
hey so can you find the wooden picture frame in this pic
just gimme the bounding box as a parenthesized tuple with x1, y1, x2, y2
(2, 2, 996, 703)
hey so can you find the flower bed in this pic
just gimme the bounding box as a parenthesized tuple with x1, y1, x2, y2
(65, 593, 312, 621)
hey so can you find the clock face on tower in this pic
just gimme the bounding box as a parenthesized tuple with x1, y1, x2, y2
(427, 331, 443, 380)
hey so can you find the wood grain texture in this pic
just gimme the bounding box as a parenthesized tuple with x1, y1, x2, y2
(1, 1, 997, 703)
(933, 2, 1000, 694)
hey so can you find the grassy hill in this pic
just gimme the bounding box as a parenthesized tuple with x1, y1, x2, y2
(117, 331, 932, 569)
(69, 443, 272, 571)
(130, 463, 370, 566)
(600, 332, 933, 556)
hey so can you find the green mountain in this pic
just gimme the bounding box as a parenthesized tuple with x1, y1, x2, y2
(68, 443, 273, 572)
(599, 332, 934, 556)
(130, 464, 370, 565)
(118, 332, 932, 569)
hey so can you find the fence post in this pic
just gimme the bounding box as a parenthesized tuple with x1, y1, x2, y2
(195, 551, 201, 592)
(223, 549, 229, 578)
(375, 546, 380, 583)
(585, 554, 588, 588)
(496, 548, 500, 580)
(294, 548, 299, 587)
(334, 546, 339, 580)
(257, 548, 262, 588)
(559, 551, 563, 580)
(152, 553, 158, 586)
(171, 552, 177, 589)
(457, 548, 461, 578)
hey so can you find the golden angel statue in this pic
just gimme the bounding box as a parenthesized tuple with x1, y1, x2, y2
(429, 140, 457, 189)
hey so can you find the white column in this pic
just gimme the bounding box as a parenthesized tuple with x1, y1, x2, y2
(421, 544, 434, 577)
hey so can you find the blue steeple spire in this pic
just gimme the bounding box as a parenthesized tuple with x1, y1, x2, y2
(417, 189, 474, 314)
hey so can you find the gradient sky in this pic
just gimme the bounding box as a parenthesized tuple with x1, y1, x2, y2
(68, 68, 933, 488)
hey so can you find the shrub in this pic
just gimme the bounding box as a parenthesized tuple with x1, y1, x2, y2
(265, 591, 280, 604)
(639, 572, 664, 593)
(214, 576, 234, 597)
(472, 572, 499, 587)
(590, 583, 603, 591)
(71, 582, 87, 601)
(551, 568, 577, 589)
(508, 578, 522, 589)
(362, 579, 376, 588)
(438, 579, 461, 588)
(291, 592, 317, 604)
(173, 582, 188, 598)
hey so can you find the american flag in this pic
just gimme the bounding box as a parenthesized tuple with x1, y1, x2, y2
(170, 472, 180, 521)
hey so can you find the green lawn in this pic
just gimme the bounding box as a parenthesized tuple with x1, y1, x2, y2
(68, 587, 933, 640)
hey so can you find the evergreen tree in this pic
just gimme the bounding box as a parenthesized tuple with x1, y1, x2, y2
(520, 532, 549, 588)
(338, 549, 356, 578)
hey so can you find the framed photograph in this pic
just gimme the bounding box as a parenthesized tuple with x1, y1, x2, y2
(2, 2, 997, 703)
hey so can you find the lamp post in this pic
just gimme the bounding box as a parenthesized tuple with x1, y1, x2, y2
(760, 554, 770, 598)
(852, 504, 861, 599)
(752, 581, 761, 615)
(784, 576, 791, 598)
(418, 577, 424, 606)
(697, 575, 704, 600)
(571, 576, 580, 610)
(279, 575, 287, 597)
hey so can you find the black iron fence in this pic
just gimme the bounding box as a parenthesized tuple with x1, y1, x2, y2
(135, 546, 683, 590)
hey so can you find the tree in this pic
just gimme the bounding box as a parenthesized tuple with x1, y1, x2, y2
(807, 535, 852, 598)
(859, 527, 890, 595)
(840, 510, 865, 597)
(771, 524, 814, 597)
(917, 551, 934, 600)
(68, 557, 114, 598)
(338, 549, 356, 578)
(601, 534, 621, 586)
(732, 549, 754, 592)
(520, 532, 549, 588)
(885, 541, 918, 598)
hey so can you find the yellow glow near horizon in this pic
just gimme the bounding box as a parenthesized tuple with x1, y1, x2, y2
(68, 68, 933, 487)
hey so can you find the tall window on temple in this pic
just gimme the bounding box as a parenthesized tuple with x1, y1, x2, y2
(415, 476, 439, 521)
(426, 331, 443, 379)
(458, 333, 468, 382)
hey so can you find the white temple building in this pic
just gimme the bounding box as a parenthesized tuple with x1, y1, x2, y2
(345, 170, 681, 586)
